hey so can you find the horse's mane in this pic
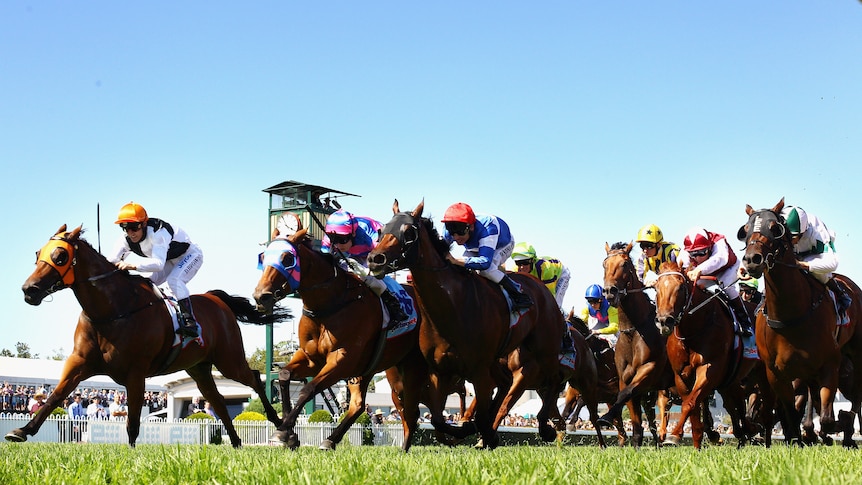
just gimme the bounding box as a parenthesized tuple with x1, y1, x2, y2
(610, 241, 628, 251)
(418, 216, 470, 276)
(72, 232, 154, 287)
(659, 260, 682, 274)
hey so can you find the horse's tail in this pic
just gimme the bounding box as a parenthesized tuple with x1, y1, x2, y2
(205, 289, 293, 325)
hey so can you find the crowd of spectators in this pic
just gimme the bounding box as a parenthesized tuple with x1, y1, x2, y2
(1, 381, 168, 417)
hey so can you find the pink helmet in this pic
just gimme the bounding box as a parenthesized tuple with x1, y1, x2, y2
(683, 228, 712, 252)
(324, 210, 356, 236)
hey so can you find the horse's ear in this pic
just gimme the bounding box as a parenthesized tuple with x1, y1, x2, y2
(56, 224, 67, 235)
(745, 204, 754, 216)
(68, 225, 83, 240)
(605, 242, 611, 254)
(288, 228, 308, 243)
(626, 241, 634, 253)
(412, 200, 424, 218)
(392, 199, 400, 215)
(772, 197, 785, 213)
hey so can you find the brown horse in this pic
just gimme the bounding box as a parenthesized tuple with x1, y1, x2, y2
(654, 261, 758, 448)
(598, 242, 673, 447)
(252, 230, 467, 451)
(8, 225, 287, 447)
(368, 200, 568, 449)
(737, 198, 861, 447)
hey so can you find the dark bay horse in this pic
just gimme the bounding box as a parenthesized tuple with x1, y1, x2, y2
(598, 242, 673, 447)
(368, 200, 568, 449)
(738, 198, 862, 447)
(9, 225, 287, 447)
(654, 261, 758, 448)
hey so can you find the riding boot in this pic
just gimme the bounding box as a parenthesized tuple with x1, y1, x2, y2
(827, 278, 852, 317)
(561, 327, 575, 354)
(177, 298, 200, 338)
(729, 297, 753, 337)
(500, 275, 534, 311)
(380, 290, 408, 324)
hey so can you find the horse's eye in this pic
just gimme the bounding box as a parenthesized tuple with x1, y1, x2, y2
(404, 225, 418, 244)
(280, 252, 296, 269)
(52, 248, 69, 266)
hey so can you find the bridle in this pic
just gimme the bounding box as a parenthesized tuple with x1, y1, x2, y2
(36, 234, 120, 295)
(377, 213, 447, 274)
(655, 271, 693, 333)
(602, 250, 648, 303)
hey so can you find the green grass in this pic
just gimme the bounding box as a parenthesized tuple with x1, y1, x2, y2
(2, 442, 862, 485)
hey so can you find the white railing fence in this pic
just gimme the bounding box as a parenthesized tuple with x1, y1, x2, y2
(0, 413, 405, 447)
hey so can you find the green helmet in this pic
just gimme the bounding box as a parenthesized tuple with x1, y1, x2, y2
(512, 242, 537, 262)
(782, 206, 808, 236)
(739, 279, 759, 290)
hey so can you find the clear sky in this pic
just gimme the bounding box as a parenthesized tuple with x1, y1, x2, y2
(2, 2, 861, 359)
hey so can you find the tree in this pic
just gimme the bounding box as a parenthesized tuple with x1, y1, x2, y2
(15, 342, 36, 359)
(247, 340, 297, 372)
(0, 349, 13, 357)
(49, 348, 66, 361)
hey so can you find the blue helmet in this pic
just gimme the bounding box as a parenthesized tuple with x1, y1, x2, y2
(585, 284, 603, 300)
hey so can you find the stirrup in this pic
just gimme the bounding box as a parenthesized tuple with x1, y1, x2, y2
(178, 322, 198, 338)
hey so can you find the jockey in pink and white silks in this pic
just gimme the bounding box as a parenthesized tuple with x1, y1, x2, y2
(322, 209, 408, 324)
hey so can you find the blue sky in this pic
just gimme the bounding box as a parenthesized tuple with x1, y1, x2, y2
(2, 2, 861, 358)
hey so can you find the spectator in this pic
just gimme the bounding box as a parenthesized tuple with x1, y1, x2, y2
(188, 396, 202, 416)
(204, 401, 217, 419)
(86, 395, 107, 420)
(109, 394, 128, 421)
(29, 392, 46, 414)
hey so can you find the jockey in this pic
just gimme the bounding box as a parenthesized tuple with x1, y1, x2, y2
(510, 242, 570, 311)
(781, 205, 852, 316)
(680, 227, 752, 337)
(321, 209, 408, 324)
(738, 278, 762, 305)
(441, 202, 533, 311)
(635, 224, 680, 286)
(578, 284, 619, 348)
(107, 202, 203, 338)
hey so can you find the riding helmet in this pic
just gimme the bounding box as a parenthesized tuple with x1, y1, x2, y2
(585, 284, 603, 300)
(512, 242, 537, 262)
(324, 209, 356, 235)
(441, 202, 476, 225)
(115, 202, 148, 224)
(782, 206, 809, 235)
(636, 224, 664, 244)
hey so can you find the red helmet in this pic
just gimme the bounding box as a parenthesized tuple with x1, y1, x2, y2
(441, 202, 476, 225)
(683, 228, 712, 252)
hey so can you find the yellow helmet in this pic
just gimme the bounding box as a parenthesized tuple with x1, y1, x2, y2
(636, 224, 664, 244)
(115, 202, 148, 224)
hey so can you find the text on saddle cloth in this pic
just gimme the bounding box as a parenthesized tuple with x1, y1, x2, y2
(381, 277, 418, 340)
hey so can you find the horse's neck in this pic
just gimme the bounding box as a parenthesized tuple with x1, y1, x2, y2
(72, 248, 155, 322)
(763, 256, 816, 314)
(618, 292, 653, 330)
(297, 249, 370, 310)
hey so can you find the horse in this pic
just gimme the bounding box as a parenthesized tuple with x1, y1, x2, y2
(563, 311, 628, 445)
(9, 225, 287, 447)
(737, 198, 862, 447)
(653, 261, 759, 448)
(597, 242, 673, 447)
(252, 230, 471, 452)
(367, 200, 569, 449)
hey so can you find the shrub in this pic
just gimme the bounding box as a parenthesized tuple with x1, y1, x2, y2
(51, 407, 67, 416)
(233, 411, 266, 422)
(308, 409, 333, 423)
(345, 410, 374, 446)
(186, 412, 215, 421)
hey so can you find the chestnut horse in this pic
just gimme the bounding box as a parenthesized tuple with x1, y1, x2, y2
(654, 261, 758, 448)
(597, 242, 673, 447)
(368, 200, 569, 449)
(252, 231, 468, 451)
(738, 198, 862, 447)
(8, 225, 287, 447)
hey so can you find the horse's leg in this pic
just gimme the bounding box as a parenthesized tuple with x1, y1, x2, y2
(627, 397, 645, 448)
(123, 377, 146, 447)
(469, 373, 499, 449)
(216, 361, 281, 427)
(319, 378, 369, 451)
(186, 363, 242, 448)
(573, 378, 607, 449)
(770, 371, 803, 446)
(271, 354, 315, 448)
(816, 370, 840, 443)
(5, 354, 91, 442)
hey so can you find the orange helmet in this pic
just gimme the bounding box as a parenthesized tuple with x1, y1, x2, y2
(115, 202, 148, 224)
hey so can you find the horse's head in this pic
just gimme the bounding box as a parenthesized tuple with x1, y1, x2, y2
(737, 197, 789, 278)
(653, 261, 691, 336)
(22, 224, 84, 305)
(602, 241, 639, 306)
(368, 200, 424, 278)
(565, 308, 590, 337)
(253, 231, 304, 315)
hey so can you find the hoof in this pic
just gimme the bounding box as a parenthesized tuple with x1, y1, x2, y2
(662, 435, 681, 447)
(5, 430, 26, 442)
(319, 439, 336, 451)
